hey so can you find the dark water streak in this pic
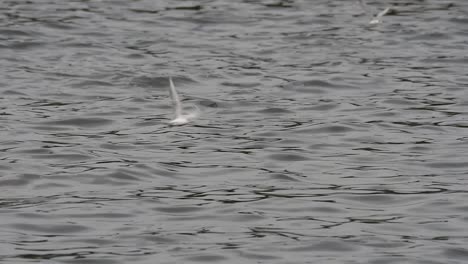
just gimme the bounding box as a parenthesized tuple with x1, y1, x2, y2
(1, 0, 468, 263)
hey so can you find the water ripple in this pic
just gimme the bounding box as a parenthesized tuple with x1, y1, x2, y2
(1, 0, 467, 263)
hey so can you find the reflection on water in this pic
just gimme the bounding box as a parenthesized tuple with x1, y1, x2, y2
(1, 0, 468, 263)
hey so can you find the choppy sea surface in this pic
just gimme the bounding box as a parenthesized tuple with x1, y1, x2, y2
(1, 0, 468, 263)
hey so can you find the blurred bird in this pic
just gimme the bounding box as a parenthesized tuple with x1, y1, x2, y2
(168, 77, 199, 125)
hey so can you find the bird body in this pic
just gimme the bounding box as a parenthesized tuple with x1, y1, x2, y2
(169, 116, 190, 125)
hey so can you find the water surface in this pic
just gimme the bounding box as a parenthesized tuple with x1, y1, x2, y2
(1, 0, 468, 263)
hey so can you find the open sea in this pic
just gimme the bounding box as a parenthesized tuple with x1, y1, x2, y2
(1, 0, 468, 263)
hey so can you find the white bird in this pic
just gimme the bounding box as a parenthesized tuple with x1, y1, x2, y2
(168, 77, 199, 125)
(358, 0, 391, 25)
(369, 7, 391, 25)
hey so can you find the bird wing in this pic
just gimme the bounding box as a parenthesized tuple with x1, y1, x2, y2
(169, 77, 182, 118)
(375, 7, 390, 20)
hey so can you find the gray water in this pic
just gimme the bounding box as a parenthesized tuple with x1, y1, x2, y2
(1, 0, 468, 263)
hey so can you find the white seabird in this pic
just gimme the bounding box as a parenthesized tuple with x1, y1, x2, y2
(168, 77, 199, 125)
(369, 7, 391, 25)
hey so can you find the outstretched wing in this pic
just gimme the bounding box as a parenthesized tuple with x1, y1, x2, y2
(169, 77, 182, 118)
